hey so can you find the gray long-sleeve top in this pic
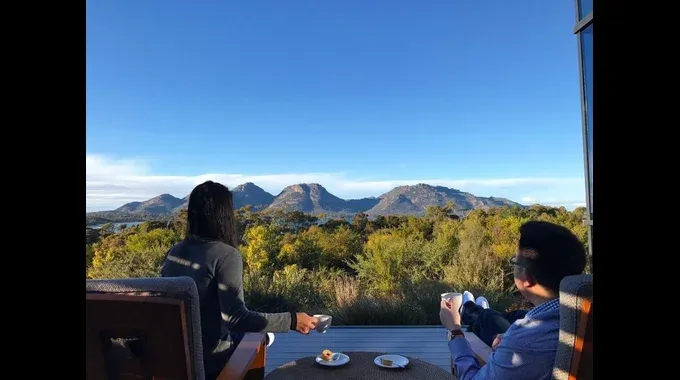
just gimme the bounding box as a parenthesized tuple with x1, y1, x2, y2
(161, 237, 293, 376)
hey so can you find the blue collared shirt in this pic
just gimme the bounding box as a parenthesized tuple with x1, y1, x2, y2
(448, 298, 560, 380)
(525, 298, 560, 317)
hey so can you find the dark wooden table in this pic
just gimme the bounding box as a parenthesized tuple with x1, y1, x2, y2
(265, 351, 453, 380)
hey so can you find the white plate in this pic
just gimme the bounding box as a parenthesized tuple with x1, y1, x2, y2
(374, 354, 409, 369)
(315, 353, 350, 367)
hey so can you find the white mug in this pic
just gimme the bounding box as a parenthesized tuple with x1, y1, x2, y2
(441, 292, 463, 310)
(313, 314, 332, 333)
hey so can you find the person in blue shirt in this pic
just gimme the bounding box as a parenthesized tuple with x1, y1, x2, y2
(439, 221, 587, 380)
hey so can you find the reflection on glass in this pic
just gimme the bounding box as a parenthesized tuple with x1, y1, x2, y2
(579, 0, 593, 20)
(581, 25, 593, 213)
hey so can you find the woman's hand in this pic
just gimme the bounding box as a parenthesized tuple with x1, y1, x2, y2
(295, 312, 317, 334)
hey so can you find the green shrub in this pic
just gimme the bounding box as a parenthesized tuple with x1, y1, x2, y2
(87, 205, 589, 324)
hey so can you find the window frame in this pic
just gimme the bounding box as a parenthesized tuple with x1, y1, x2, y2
(573, 1, 593, 264)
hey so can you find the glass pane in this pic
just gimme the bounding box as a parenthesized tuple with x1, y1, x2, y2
(581, 25, 593, 213)
(579, 0, 593, 20)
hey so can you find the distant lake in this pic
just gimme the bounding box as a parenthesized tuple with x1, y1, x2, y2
(88, 221, 144, 231)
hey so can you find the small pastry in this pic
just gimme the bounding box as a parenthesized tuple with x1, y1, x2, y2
(380, 358, 393, 366)
(321, 349, 333, 361)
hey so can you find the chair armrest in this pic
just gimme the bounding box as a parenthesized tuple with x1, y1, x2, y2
(218, 333, 267, 380)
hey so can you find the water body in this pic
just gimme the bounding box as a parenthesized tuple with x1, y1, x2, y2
(88, 221, 144, 231)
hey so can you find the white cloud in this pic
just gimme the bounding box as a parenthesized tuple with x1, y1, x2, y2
(520, 196, 586, 210)
(86, 154, 587, 212)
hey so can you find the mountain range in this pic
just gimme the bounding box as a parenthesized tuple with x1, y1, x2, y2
(86, 183, 523, 224)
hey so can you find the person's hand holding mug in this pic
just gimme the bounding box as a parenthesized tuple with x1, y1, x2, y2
(295, 312, 317, 334)
(439, 299, 462, 330)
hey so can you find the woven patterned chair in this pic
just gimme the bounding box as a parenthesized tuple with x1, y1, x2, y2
(552, 274, 593, 380)
(86, 277, 267, 380)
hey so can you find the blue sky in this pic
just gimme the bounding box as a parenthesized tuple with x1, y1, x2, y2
(86, 0, 586, 211)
